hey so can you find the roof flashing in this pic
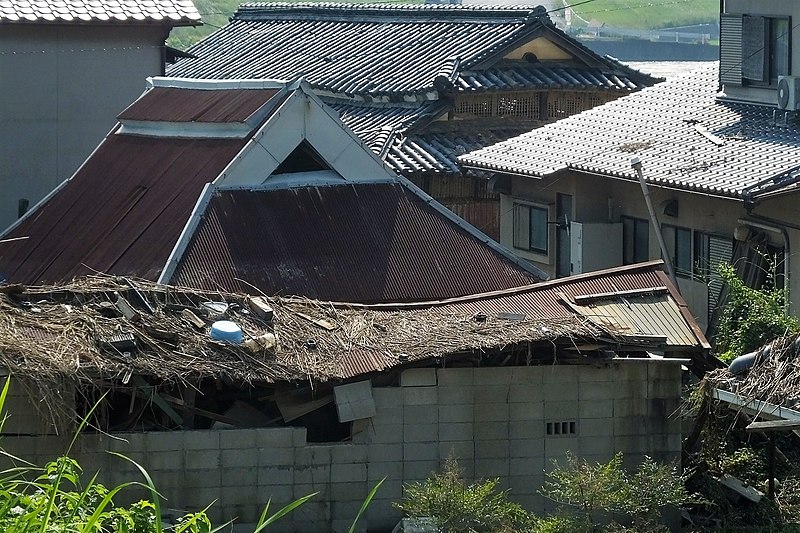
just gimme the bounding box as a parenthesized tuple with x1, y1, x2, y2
(117, 120, 253, 139)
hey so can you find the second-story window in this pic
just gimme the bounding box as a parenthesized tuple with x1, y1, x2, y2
(622, 216, 649, 265)
(742, 15, 790, 84)
(513, 202, 548, 255)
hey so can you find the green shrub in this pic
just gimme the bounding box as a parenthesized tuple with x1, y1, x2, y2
(395, 456, 536, 532)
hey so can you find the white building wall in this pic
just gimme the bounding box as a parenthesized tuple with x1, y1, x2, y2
(0, 25, 165, 231)
(10, 363, 681, 532)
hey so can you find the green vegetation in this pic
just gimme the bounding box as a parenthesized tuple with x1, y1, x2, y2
(716, 261, 799, 362)
(568, 0, 717, 30)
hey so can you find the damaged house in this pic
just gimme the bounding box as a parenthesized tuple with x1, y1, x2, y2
(0, 259, 709, 531)
(165, 3, 659, 238)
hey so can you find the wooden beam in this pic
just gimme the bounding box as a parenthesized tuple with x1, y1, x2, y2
(746, 419, 800, 433)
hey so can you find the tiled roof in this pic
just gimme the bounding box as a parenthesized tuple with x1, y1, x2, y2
(0, 0, 200, 24)
(461, 63, 800, 199)
(328, 100, 444, 149)
(168, 3, 655, 97)
(170, 183, 543, 303)
(456, 63, 649, 92)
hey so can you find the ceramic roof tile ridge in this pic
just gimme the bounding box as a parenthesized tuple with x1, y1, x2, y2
(235, 2, 550, 23)
(0, 0, 200, 24)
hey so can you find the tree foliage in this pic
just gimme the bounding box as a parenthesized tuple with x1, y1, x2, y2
(716, 261, 799, 362)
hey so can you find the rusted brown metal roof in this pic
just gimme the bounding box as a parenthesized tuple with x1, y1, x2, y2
(0, 133, 249, 284)
(169, 183, 541, 303)
(118, 87, 281, 123)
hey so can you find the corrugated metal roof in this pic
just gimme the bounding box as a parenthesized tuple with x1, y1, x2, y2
(0, 134, 247, 284)
(168, 3, 656, 97)
(170, 183, 541, 303)
(118, 87, 281, 123)
(461, 63, 800, 199)
(0, 0, 200, 24)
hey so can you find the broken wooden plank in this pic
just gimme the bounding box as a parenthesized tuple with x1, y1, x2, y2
(131, 375, 183, 427)
(714, 474, 763, 503)
(295, 311, 336, 331)
(181, 308, 206, 329)
(746, 419, 800, 433)
(114, 293, 140, 322)
(248, 296, 274, 322)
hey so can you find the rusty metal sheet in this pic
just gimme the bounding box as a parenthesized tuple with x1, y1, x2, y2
(119, 87, 281, 123)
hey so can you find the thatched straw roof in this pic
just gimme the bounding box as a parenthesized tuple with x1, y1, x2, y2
(706, 334, 800, 410)
(0, 276, 603, 389)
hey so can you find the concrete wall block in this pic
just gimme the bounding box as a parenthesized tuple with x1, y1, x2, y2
(77, 433, 109, 453)
(370, 479, 403, 502)
(439, 404, 473, 423)
(258, 465, 295, 485)
(510, 402, 543, 421)
(365, 498, 402, 530)
(184, 468, 221, 488)
(256, 428, 295, 448)
(508, 457, 545, 477)
(331, 462, 367, 483)
(37, 435, 69, 457)
(509, 474, 544, 497)
(351, 419, 372, 445)
(438, 386, 474, 405)
(650, 432, 682, 453)
(258, 446, 294, 467)
(474, 421, 509, 440)
(404, 423, 438, 443)
(475, 367, 513, 385)
(509, 438, 544, 458)
(542, 365, 579, 383)
(79, 452, 110, 476)
(329, 481, 368, 502)
(183, 487, 222, 510)
(475, 439, 509, 459)
(186, 449, 220, 469)
(510, 366, 544, 385)
(473, 385, 510, 404)
(613, 416, 648, 437)
(293, 464, 331, 485)
(221, 448, 257, 468)
(404, 405, 438, 425)
(293, 482, 329, 500)
(372, 387, 403, 408)
(509, 420, 545, 440)
(579, 418, 614, 437)
(544, 437, 578, 460)
(508, 385, 541, 404)
(368, 460, 403, 482)
(475, 457, 510, 479)
(404, 442, 438, 462)
(292, 428, 307, 447)
(613, 398, 646, 418)
(615, 379, 647, 399)
(181, 430, 218, 450)
(146, 431, 183, 452)
(614, 435, 649, 455)
(404, 460, 439, 482)
(221, 466, 258, 487)
(220, 429, 257, 450)
(618, 363, 647, 382)
(577, 364, 620, 383)
(439, 441, 474, 461)
(143, 449, 183, 471)
(331, 445, 367, 464)
(438, 423, 475, 443)
(227, 503, 260, 525)
(578, 383, 616, 401)
(254, 483, 294, 506)
(475, 402, 509, 422)
(647, 379, 681, 398)
(403, 386, 437, 406)
(367, 443, 403, 463)
(437, 368, 474, 386)
(370, 423, 403, 444)
(371, 407, 403, 427)
(295, 445, 331, 466)
(648, 362, 679, 381)
(544, 400, 579, 418)
(579, 399, 613, 419)
(579, 436, 615, 457)
(401, 368, 438, 387)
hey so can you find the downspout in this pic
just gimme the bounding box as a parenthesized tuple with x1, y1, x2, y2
(737, 213, 792, 313)
(630, 157, 679, 290)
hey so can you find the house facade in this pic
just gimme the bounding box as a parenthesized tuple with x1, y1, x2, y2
(167, 4, 658, 239)
(0, 0, 200, 231)
(461, 61, 800, 335)
(0, 262, 706, 531)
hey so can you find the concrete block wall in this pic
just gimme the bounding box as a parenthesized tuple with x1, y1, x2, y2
(7, 362, 682, 532)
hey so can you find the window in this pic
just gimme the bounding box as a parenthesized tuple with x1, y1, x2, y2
(662, 225, 733, 281)
(622, 216, 649, 264)
(721, 13, 790, 87)
(513, 203, 548, 255)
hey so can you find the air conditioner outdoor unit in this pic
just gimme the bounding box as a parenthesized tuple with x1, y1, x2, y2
(777, 75, 800, 110)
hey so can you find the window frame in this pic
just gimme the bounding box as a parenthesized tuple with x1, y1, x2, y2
(742, 14, 791, 86)
(621, 216, 649, 265)
(512, 202, 550, 256)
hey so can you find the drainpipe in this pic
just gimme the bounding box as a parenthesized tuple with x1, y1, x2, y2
(630, 157, 679, 290)
(737, 216, 791, 313)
